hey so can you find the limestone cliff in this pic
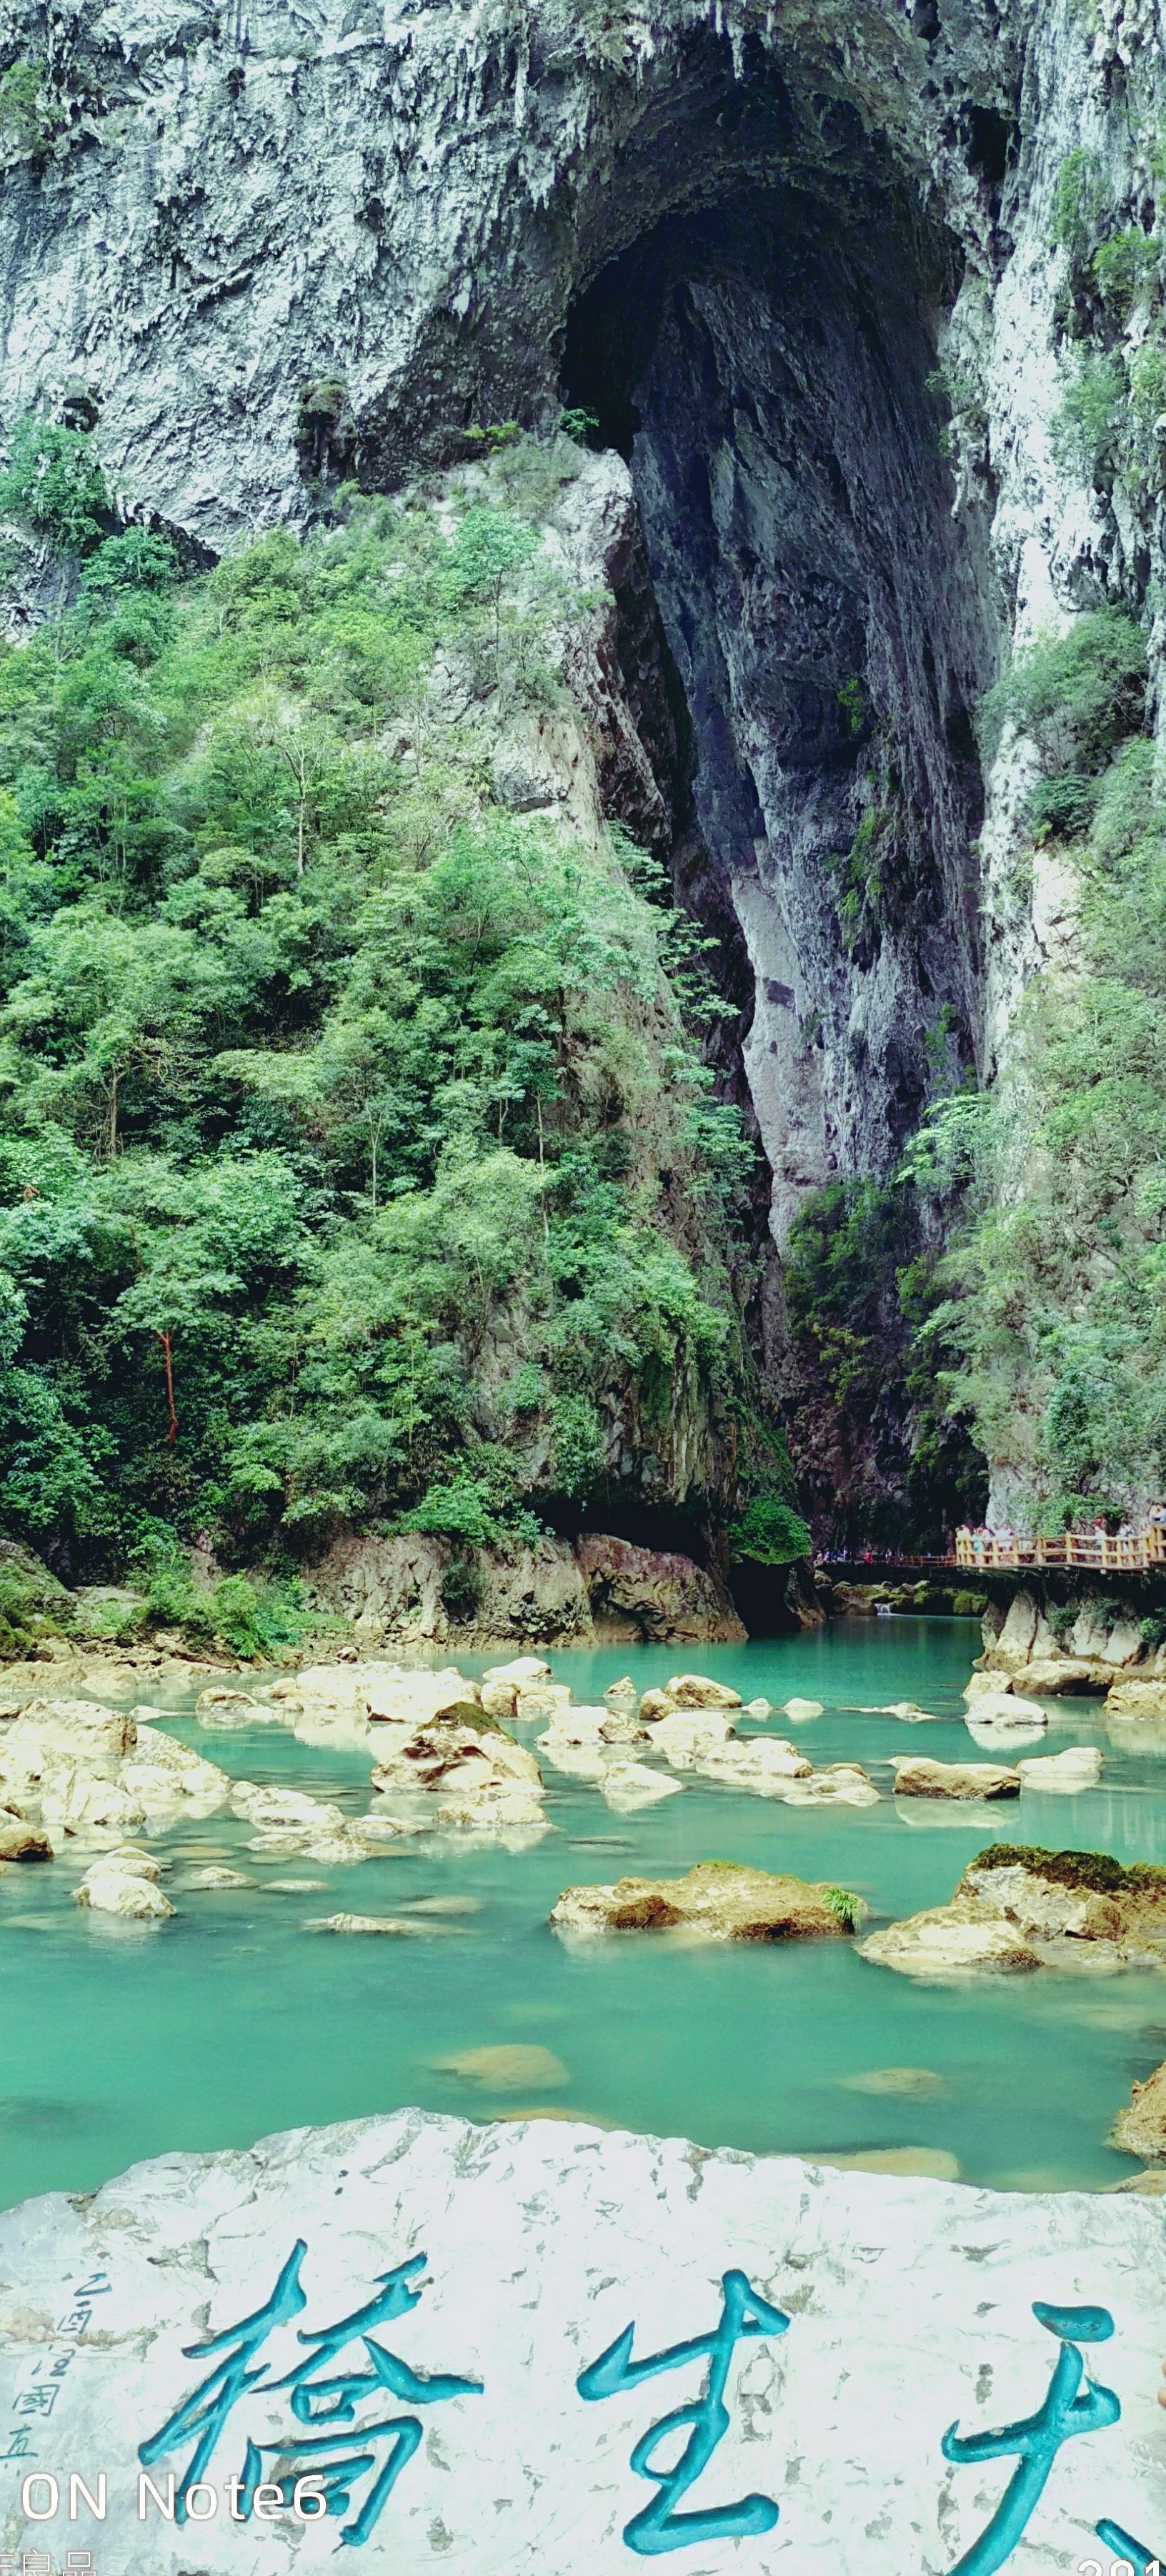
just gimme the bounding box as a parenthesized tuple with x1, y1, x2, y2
(2, 0, 1163, 1535)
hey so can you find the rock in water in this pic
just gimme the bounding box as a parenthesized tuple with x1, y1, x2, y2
(1112, 2061, 1166, 2162)
(893, 1758, 1021, 1800)
(429, 2046, 569, 2089)
(0, 1819, 52, 1863)
(1106, 1680, 1166, 1720)
(1017, 1746, 1104, 1791)
(74, 1849, 174, 1921)
(306, 1914, 442, 1936)
(1, 2108, 1164, 2572)
(861, 1844, 1166, 1981)
(961, 1690, 1048, 1729)
(662, 1673, 743, 1710)
(550, 1861, 863, 1941)
(599, 1761, 684, 1811)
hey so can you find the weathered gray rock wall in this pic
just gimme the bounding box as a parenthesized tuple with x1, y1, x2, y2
(1, 0, 1162, 1264)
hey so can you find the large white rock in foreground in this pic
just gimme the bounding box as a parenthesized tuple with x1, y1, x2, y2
(1, 2111, 1165, 2571)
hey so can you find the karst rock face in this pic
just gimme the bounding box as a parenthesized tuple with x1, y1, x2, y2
(0, 0, 1157, 1218)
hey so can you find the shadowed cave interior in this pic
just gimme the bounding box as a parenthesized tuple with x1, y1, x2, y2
(559, 102, 998, 1245)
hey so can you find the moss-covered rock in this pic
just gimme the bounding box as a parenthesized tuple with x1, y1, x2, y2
(0, 1543, 74, 1660)
(550, 1860, 865, 1943)
(860, 1843, 1166, 1983)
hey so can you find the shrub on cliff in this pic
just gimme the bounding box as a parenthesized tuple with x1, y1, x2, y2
(0, 430, 763, 1577)
(915, 621, 1166, 1525)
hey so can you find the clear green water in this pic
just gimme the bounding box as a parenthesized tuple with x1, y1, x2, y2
(4, 1618, 1166, 2210)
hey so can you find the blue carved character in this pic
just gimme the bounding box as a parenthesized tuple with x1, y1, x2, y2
(140, 2245, 482, 2546)
(577, 2266, 789, 2557)
(1093, 2517, 1164, 2574)
(941, 2300, 1120, 2575)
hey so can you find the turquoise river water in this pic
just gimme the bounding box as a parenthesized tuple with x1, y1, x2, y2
(4, 1617, 1166, 2211)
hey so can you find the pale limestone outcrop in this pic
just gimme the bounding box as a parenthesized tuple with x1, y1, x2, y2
(74, 1846, 174, 1921)
(860, 1911, 1042, 1978)
(1112, 2061, 1166, 2162)
(650, 1709, 738, 1769)
(894, 1758, 1021, 1801)
(963, 1688, 1049, 1728)
(861, 1848, 1166, 1982)
(599, 1760, 684, 1811)
(0, 1699, 229, 1852)
(573, 1540, 746, 1644)
(781, 1764, 882, 1808)
(1106, 1680, 1166, 1720)
(691, 1736, 811, 1791)
(367, 1708, 547, 1833)
(0, 1817, 52, 1862)
(551, 1861, 862, 1943)
(4, 2106, 1166, 2575)
(1017, 1746, 1103, 1791)
(664, 1673, 742, 1709)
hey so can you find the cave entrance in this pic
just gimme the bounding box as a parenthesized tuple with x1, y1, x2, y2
(560, 114, 995, 1239)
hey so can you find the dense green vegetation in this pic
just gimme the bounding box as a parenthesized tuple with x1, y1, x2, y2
(0, 425, 766, 1592)
(1048, 146, 1166, 495)
(908, 609, 1166, 1527)
(780, 605, 1164, 1542)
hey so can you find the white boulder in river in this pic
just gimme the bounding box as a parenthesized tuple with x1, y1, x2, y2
(1, 2109, 1165, 2572)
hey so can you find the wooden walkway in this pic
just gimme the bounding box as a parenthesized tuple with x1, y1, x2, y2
(953, 1527, 1166, 1575)
(821, 1530, 1166, 1576)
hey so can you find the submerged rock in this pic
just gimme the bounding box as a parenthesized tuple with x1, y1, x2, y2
(429, 2045, 569, 2090)
(841, 2066, 947, 2099)
(811, 2147, 962, 2182)
(599, 1760, 684, 1811)
(550, 1861, 864, 1943)
(307, 1913, 442, 1936)
(861, 1845, 1166, 1982)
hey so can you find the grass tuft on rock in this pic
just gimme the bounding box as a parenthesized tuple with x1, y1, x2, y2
(968, 1843, 1166, 1896)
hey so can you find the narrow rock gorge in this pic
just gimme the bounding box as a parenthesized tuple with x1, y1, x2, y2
(2, 0, 1165, 1617)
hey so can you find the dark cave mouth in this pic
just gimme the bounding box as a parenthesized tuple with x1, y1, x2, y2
(558, 174, 994, 1219)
